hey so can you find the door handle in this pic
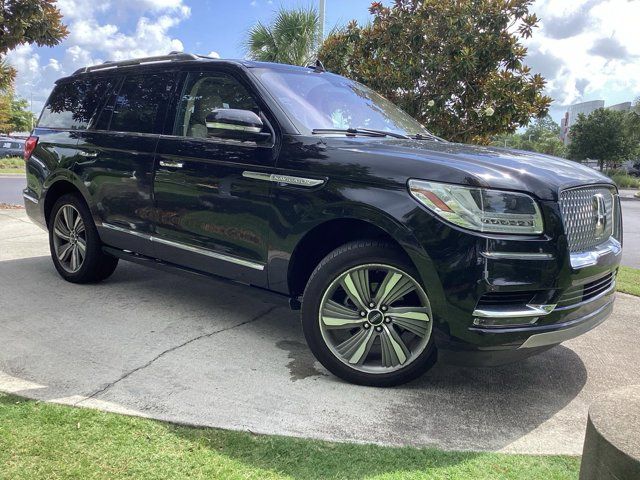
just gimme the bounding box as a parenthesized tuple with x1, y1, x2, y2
(159, 160, 184, 169)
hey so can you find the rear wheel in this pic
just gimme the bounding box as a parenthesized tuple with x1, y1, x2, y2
(49, 194, 118, 283)
(302, 240, 436, 386)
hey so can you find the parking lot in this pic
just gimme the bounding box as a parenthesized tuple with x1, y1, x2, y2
(1, 207, 639, 456)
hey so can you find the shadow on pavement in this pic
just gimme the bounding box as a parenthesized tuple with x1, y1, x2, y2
(0, 254, 587, 454)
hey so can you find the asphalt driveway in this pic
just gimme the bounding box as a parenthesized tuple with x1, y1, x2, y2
(1, 208, 639, 455)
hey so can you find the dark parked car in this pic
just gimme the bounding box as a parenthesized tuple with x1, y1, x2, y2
(627, 162, 640, 177)
(23, 53, 622, 386)
(0, 136, 25, 158)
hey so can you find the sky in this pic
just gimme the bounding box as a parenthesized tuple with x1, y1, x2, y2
(5, 0, 640, 124)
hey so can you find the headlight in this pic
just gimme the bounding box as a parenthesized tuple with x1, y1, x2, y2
(408, 179, 544, 235)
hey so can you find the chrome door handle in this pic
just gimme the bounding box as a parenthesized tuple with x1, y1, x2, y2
(159, 160, 184, 169)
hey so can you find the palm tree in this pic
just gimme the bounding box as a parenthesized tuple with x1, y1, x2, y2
(245, 7, 320, 66)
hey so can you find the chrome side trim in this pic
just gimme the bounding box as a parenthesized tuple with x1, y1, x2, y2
(102, 223, 151, 241)
(243, 170, 325, 187)
(101, 223, 264, 271)
(481, 251, 554, 260)
(570, 237, 622, 269)
(473, 303, 556, 319)
(22, 193, 39, 204)
(152, 236, 264, 270)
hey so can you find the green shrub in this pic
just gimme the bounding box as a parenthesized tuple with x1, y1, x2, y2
(609, 172, 640, 189)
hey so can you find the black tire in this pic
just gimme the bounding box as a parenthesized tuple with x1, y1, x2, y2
(301, 240, 437, 387)
(48, 193, 118, 283)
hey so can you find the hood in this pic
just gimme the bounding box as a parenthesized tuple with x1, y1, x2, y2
(325, 137, 613, 201)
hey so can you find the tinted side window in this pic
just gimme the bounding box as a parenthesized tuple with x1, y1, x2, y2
(104, 74, 174, 134)
(38, 77, 115, 129)
(174, 72, 260, 138)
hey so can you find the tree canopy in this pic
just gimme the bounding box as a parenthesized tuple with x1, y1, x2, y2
(0, 90, 36, 134)
(245, 7, 320, 66)
(0, 0, 68, 92)
(568, 108, 636, 170)
(318, 0, 551, 144)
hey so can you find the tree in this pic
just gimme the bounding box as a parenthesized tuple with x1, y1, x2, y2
(0, 0, 68, 91)
(245, 7, 320, 66)
(10, 95, 36, 132)
(491, 115, 566, 157)
(318, 0, 551, 144)
(623, 99, 640, 158)
(0, 91, 12, 133)
(568, 109, 634, 171)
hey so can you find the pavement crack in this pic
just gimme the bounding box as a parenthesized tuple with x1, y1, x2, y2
(76, 305, 279, 405)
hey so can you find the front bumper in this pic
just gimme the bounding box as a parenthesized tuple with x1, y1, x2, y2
(438, 297, 613, 366)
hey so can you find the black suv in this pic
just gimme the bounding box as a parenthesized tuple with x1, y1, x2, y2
(23, 53, 622, 386)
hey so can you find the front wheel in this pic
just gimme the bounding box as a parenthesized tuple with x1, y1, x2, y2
(302, 240, 436, 387)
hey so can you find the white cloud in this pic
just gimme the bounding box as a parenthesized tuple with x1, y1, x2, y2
(5, 0, 190, 112)
(207, 51, 221, 59)
(525, 0, 640, 118)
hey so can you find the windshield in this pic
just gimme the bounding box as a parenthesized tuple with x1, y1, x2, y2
(253, 68, 431, 137)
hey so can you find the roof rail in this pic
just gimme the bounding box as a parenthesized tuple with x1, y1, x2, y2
(73, 52, 201, 75)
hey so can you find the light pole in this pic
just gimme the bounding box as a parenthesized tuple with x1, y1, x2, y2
(319, 0, 326, 42)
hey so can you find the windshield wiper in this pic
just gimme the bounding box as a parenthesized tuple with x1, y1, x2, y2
(410, 132, 445, 142)
(312, 128, 411, 139)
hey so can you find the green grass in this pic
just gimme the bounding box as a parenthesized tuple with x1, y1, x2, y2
(618, 266, 640, 297)
(0, 392, 579, 479)
(0, 156, 25, 174)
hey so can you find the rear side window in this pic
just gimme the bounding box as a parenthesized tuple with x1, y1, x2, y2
(97, 73, 174, 134)
(39, 77, 115, 130)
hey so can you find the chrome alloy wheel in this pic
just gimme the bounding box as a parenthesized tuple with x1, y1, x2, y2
(318, 264, 432, 374)
(52, 205, 86, 274)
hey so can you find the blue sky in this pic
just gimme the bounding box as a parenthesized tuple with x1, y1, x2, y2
(5, 0, 639, 124)
(185, 0, 375, 58)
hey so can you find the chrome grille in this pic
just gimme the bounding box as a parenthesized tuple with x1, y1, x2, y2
(559, 186, 616, 253)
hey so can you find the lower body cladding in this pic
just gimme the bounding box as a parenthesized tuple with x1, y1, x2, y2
(427, 250, 620, 367)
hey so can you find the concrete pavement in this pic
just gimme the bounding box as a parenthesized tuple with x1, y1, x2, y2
(0, 175, 25, 205)
(620, 197, 640, 268)
(1, 209, 640, 455)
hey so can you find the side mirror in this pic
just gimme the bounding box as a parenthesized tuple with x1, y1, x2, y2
(205, 109, 271, 142)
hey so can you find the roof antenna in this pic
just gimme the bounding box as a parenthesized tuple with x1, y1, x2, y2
(308, 59, 326, 73)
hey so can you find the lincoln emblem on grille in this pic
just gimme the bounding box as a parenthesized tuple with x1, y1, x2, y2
(592, 193, 607, 238)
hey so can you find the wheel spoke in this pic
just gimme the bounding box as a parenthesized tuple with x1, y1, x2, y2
(54, 215, 71, 238)
(375, 271, 415, 306)
(71, 246, 79, 271)
(76, 238, 86, 255)
(340, 272, 369, 311)
(322, 300, 363, 329)
(62, 206, 75, 232)
(386, 307, 430, 337)
(336, 328, 375, 365)
(380, 325, 408, 367)
(54, 225, 70, 241)
(57, 242, 73, 262)
(73, 212, 83, 230)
